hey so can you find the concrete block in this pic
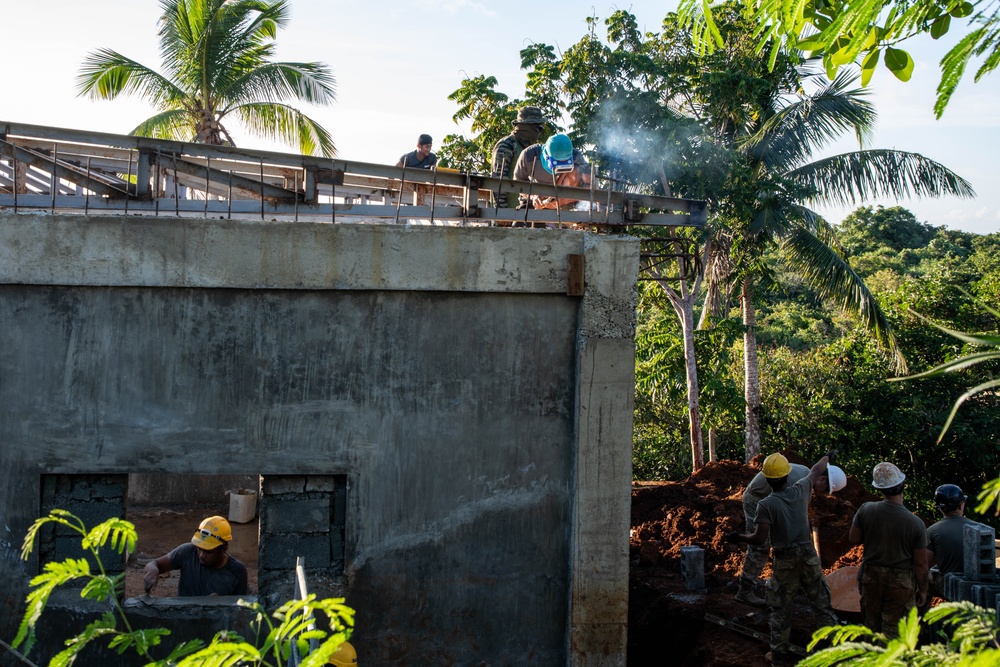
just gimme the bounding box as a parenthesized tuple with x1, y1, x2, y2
(304, 476, 336, 493)
(45, 500, 123, 537)
(260, 534, 332, 570)
(964, 524, 997, 580)
(331, 527, 345, 561)
(680, 545, 705, 591)
(332, 484, 346, 526)
(260, 498, 331, 533)
(51, 535, 125, 573)
(944, 572, 961, 600)
(958, 578, 978, 602)
(263, 476, 305, 495)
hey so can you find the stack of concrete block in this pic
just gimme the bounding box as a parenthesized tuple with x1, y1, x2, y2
(941, 523, 1000, 622)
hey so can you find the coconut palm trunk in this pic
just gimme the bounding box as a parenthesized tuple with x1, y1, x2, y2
(741, 276, 761, 461)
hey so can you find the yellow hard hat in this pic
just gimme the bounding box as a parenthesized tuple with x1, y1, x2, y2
(762, 453, 791, 479)
(329, 641, 357, 666)
(191, 516, 232, 549)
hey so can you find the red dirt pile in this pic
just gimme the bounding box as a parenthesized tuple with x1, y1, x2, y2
(628, 453, 876, 666)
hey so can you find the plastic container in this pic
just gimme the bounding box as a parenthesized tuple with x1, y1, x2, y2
(228, 488, 257, 523)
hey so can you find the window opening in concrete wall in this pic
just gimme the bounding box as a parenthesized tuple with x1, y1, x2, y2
(125, 473, 261, 598)
(40, 474, 130, 582)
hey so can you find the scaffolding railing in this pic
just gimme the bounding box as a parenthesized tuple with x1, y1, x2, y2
(0, 121, 707, 229)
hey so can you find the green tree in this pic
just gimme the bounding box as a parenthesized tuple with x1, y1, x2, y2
(837, 205, 939, 255)
(77, 0, 337, 156)
(655, 5, 974, 459)
(678, 0, 999, 116)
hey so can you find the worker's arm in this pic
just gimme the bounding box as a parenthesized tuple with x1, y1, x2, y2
(848, 524, 863, 545)
(805, 455, 830, 485)
(728, 521, 770, 547)
(143, 555, 172, 594)
(913, 547, 930, 606)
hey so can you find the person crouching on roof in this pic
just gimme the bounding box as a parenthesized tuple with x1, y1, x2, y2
(512, 133, 591, 218)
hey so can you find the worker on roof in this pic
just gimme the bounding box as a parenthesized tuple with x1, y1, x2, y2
(143, 515, 249, 597)
(727, 452, 840, 667)
(735, 456, 847, 607)
(490, 106, 548, 211)
(849, 462, 928, 636)
(395, 134, 437, 170)
(511, 133, 591, 219)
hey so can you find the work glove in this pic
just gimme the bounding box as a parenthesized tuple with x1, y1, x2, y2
(725, 531, 742, 544)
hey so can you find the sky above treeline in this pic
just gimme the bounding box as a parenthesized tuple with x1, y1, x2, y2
(4, 0, 997, 235)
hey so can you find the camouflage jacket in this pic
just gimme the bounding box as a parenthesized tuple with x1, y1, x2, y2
(490, 135, 529, 207)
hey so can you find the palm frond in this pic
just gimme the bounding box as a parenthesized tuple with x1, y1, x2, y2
(787, 149, 976, 207)
(782, 225, 906, 372)
(220, 61, 336, 108)
(131, 109, 197, 142)
(233, 102, 336, 156)
(76, 49, 185, 108)
(744, 71, 877, 172)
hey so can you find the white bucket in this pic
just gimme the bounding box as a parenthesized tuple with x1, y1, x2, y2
(228, 488, 257, 523)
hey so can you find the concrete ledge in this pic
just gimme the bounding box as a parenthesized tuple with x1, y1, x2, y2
(0, 214, 596, 293)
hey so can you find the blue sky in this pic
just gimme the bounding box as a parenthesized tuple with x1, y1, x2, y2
(4, 0, 997, 235)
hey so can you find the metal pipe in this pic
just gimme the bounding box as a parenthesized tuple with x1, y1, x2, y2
(172, 152, 179, 216)
(154, 150, 161, 216)
(204, 156, 210, 217)
(293, 168, 299, 222)
(524, 157, 537, 226)
(50, 143, 57, 213)
(227, 169, 233, 219)
(589, 163, 595, 226)
(259, 158, 265, 220)
(85, 157, 91, 215)
(331, 173, 336, 224)
(124, 150, 133, 215)
(551, 169, 562, 229)
(394, 162, 407, 225)
(429, 165, 438, 225)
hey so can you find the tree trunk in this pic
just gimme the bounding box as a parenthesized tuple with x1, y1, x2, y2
(742, 277, 761, 461)
(680, 298, 705, 471)
(708, 427, 717, 462)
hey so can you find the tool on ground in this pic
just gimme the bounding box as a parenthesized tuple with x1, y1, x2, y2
(703, 613, 806, 657)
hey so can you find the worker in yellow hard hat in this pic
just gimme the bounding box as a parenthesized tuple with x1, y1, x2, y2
(328, 641, 357, 666)
(143, 515, 249, 596)
(727, 453, 839, 666)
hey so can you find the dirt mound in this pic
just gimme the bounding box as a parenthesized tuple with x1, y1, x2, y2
(628, 454, 878, 666)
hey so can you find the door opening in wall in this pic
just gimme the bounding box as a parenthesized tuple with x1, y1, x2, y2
(125, 473, 261, 598)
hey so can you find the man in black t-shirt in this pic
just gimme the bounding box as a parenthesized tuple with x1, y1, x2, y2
(143, 515, 248, 596)
(395, 134, 437, 169)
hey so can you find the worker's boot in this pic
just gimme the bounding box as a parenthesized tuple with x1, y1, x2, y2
(734, 581, 767, 607)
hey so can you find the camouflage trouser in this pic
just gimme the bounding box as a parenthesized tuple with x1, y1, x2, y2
(739, 495, 769, 589)
(860, 563, 916, 636)
(767, 544, 838, 655)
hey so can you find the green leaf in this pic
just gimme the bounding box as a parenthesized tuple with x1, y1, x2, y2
(884, 47, 914, 81)
(931, 14, 951, 39)
(950, 1, 974, 17)
(83, 517, 137, 555)
(861, 49, 880, 86)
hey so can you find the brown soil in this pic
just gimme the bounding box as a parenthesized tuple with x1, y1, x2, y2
(628, 452, 877, 666)
(125, 506, 259, 598)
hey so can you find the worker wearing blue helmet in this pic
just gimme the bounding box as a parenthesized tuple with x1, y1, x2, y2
(511, 133, 591, 212)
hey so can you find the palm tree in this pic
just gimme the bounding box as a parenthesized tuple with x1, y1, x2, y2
(716, 66, 975, 459)
(77, 0, 337, 156)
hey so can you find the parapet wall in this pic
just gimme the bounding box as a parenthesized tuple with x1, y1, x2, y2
(0, 214, 637, 666)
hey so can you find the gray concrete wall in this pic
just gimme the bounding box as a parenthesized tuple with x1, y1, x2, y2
(0, 214, 636, 666)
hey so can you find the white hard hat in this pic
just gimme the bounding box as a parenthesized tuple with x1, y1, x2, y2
(827, 465, 847, 493)
(872, 462, 905, 490)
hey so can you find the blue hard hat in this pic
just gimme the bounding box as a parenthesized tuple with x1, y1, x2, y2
(542, 134, 574, 174)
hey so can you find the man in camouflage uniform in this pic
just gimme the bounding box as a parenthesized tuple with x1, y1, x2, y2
(850, 462, 928, 635)
(728, 453, 839, 666)
(490, 106, 547, 210)
(736, 461, 812, 606)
